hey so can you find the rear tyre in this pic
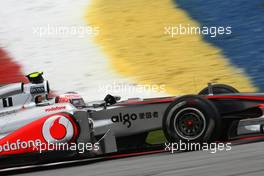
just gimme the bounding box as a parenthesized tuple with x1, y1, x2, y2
(198, 84, 239, 95)
(162, 95, 222, 144)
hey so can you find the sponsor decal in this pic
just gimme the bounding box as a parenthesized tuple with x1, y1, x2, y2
(0, 139, 41, 153)
(30, 86, 45, 94)
(111, 111, 159, 128)
(63, 94, 81, 99)
(0, 113, 78, 155)
(45, 106, 66, 112)
(42, 115, 74, 143)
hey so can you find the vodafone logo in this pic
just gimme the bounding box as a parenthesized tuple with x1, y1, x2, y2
(42, 115, 74, 143)
(45, 106, 66, 112)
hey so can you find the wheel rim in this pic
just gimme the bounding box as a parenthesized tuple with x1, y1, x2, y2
(173, 108, 206, 140)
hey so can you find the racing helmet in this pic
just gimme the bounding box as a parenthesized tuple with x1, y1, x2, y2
(55, 92, 85, 108)
(24, 71, 50, 104)
(26, 71, 44, 84)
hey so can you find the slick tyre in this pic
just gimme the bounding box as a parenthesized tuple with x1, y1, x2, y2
(198, 84, 239, 95)
(162, 95, 222, 143)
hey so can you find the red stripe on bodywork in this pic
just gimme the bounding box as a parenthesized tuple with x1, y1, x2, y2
(118, 97, 176, 106)
(207, 95, 264, 101)
(238, 136, 264, 141)
(120, 95, 264, 106)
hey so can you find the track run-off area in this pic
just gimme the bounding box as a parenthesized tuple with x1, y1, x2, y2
(4, 142, 264, 176)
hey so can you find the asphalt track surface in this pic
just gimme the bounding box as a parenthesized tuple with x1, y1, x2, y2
(4, 142, 264, 176)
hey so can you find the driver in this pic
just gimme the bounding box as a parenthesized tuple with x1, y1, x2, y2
(35, 95, 45, 104)
(55, 92, 86, 108)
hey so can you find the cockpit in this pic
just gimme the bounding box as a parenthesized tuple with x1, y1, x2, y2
(55, 92, 86, 108)
(0, 71, 50, 110)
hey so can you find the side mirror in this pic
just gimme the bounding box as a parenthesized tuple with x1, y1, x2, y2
(114, 96, 121, 101)
(104, 94, 121, 106)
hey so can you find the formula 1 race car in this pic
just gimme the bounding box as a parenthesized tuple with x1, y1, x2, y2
(0, 72, 264, 169)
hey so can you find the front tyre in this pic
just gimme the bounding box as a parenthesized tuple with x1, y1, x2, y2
(162, 95, 222, 144)
(198, 84, 239, 95)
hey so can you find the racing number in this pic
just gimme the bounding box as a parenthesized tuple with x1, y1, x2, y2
(2, 97, 13, 107)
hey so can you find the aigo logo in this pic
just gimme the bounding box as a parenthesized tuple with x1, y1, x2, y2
(111, 112, 159, 128)
(42, 114, 75, 143)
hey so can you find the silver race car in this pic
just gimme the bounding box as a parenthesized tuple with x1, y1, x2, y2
(0, 72, 264, 168)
